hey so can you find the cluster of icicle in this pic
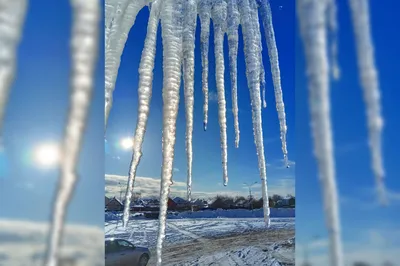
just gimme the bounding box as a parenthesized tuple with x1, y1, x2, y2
(297, 0, 384, 266)
(105, 0, 289, 265)
(0, 1, 100, 266)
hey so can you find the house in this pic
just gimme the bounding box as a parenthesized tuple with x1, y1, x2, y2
(191, 199, 208, 209)
(106, 197, 123, 211)
(105, 196, 111, 206)
(173, 197, 191, 209)
(168, 198, 177, 210)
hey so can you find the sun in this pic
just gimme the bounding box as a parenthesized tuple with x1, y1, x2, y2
(120, 138, 134, 150)
(34, 143, 60, 167)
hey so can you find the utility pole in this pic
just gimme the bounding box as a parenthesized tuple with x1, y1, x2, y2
(243, 181, 257, 210)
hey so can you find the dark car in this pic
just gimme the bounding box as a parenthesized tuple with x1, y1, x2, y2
(105, 238, 150, 266)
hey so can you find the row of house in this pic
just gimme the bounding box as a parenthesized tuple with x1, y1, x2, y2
(105, 196, 209, 212)
(105, 195, 294, 212)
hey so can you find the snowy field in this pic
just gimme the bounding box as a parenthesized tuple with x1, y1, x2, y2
(0, 219, 103, 266)
(105, 209, 295, 265)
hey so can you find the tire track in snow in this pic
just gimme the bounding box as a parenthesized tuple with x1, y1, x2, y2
(167, 222, 207, 243)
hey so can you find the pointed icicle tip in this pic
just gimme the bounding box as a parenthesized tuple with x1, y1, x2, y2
(223, 181, 228, 187)
(203, 122, 207, 131)
(263, 100, 267, 108)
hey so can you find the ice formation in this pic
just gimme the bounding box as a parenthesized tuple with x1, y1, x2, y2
(122, 0, 161, 228)
(182, 0, 197, 201)
(258, 0, 289, 167)
(44, 1, 100, 265)
(297, 0, 384, 265)
(226, 0, 240, 148)
(105, 0, 289, 264)
(0, 0, 27, 134)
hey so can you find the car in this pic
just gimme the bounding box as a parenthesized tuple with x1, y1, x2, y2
(105, 238, 150, 266)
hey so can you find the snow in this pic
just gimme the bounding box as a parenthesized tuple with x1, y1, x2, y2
(0, 219, 103, 266)
(105, 208, 295, 222)
(105, 216, 294, 265)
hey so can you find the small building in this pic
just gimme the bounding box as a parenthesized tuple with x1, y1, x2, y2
(168, 198, 177, 210)
(106, 197, 123, 212)
(105, 196, 111, 206)
(173, 197, 190, 207)
(191, 199, 208, 210)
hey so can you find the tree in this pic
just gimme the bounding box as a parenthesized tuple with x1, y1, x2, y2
(272, 194, 283, 202)
(288, 196, 295, 206)
(234, 196, 246, 204)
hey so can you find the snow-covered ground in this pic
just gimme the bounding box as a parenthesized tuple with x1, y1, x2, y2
(105, 210, 295, 265)
(0, 219, 103, 266)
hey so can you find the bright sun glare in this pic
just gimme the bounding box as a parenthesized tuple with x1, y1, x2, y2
(34, 143, 60, 167)
(120, 138, 134, 150)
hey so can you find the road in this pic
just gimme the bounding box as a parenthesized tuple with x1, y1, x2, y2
(147, 228, 295, 266)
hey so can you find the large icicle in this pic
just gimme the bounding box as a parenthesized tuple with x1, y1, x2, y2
(122, 0, 161, 228)
(349, 0, 385, 203)
(182, 0, 197, 201)
(105, 0, 147, 129)
(238, 0, 269, 227)
(227, 0, 241, 148)
(327, 0, 340, 80)
(105, 0, 118, 46)
(155, 0, 184, 265)
(259, 0, 289, 167)
(0, 0, 27, 135)
(250, 0, 266, 108)
(297, 1, 343, 266)
(212, 0, 229, 186)
(44, 1, 100, 265)
(198, 0, 212, 131)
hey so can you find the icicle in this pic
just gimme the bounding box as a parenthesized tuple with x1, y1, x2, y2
(327, 0, 340, 80)
(105, 0, 147, 129)
(198, 0, 212, 131)
(122, 0, 161, 228)
(348, 0, 385, 204)
(297, 1, 343, 266)
(227, 0, 241, 148)
(238, 0, 269, 227)
(156, 0, 184, 265)
(182, 0, 197, 201)
(259, 0, 289, 167)
(212, 0, 229, 186)
(250, 0, 266, 108)
(105, 0, 118, 45)
(0, 0, 27, 135)
(44, 1, 100, 265)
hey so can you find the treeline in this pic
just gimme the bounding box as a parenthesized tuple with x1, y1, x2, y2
(207, 194, 295, 209)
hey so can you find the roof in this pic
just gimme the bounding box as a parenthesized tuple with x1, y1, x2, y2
(107, 197, 123, 206)
(173, 197, 188, 203)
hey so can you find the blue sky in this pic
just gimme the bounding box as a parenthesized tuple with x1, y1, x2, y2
(105, 2, 295, 200)
(0, 0, 104, 227)
(296, 0, 400, 263)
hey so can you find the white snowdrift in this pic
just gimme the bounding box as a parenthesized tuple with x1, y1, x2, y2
(105, 208, 295, 221)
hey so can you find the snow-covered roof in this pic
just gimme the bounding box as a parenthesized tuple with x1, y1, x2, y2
(173, 197, 188, 203)
(109, 197, 122, 205)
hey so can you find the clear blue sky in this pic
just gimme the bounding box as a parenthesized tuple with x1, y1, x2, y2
(296, 0, 400, 263)
(0, 0, 104, 227)
(105, 2, 295, 200)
